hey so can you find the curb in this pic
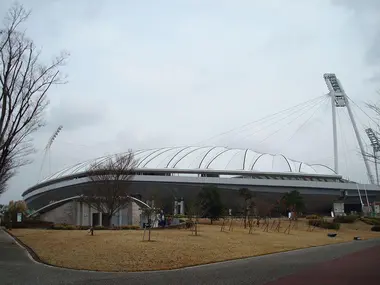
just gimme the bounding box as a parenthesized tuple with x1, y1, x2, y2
(3, 228, 45, 264)
(2, 228, 113, 273)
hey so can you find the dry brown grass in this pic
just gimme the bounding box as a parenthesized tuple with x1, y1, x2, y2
(11, 219, 379, 272)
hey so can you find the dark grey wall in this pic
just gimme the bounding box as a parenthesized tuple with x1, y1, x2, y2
(24, 180, 364, 215)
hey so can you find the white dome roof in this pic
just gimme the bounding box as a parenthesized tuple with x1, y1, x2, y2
(41, 146, 336, 182)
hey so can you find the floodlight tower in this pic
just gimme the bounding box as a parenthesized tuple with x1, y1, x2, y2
(323, 74, 375, 184)
(365, 128, 380, 185)
(38, 125, 63, 182)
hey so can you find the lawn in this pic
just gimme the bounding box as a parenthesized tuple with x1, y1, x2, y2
(10, 219, 379, 272)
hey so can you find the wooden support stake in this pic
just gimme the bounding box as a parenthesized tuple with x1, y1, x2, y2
(221, 219, 226, 232)
(284, 220, 291, 234)
(228, 218, 234, 232)
(263, 219, 269, 232)
(274, 219, 281, 232)
(270, 219, 277, 230)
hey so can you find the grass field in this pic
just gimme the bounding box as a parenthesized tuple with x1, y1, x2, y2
(10, 219, 379, 272)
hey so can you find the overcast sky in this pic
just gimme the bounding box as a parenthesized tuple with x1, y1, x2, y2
(1, 0, 380, 203)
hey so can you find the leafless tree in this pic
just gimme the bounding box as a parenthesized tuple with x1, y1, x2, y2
(0, 3, 68, 196)
(186, 198, 204, 236)
(141, 206, 160, 241)
(79, 151, 136, 227)
(238, 188, 255, 228)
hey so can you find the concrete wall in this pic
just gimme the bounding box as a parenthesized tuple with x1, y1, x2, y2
(40, 200, 142, 226)
(127, 201, 142, 225)
(40, 201, 76, 224)
(25, 180, 361, 215)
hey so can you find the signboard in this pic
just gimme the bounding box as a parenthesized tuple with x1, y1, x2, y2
(16, 213, 22, 222)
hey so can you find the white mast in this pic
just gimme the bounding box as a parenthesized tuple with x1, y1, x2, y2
(38, 125, 63, 182)
(365, 128, 380, 185)
(323, 73, 374, 184)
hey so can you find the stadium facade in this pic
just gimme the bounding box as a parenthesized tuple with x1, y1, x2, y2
(22, 146, 380, 226)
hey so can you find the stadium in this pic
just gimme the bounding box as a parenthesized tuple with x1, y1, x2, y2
(21, 75, 380, 226)
(22, 145, 380, 226)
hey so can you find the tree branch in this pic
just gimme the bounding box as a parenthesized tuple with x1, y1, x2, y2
(0, 3, 68, 195)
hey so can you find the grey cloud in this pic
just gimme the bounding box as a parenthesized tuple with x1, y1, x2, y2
(45, 101, 105, 132)
(332, 0, 380, 80)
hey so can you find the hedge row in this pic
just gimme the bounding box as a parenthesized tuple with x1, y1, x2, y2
(308, 219, 340, 230)
(1, 220, 54, 229)
(360, 217, 380, 226)
(305, 214, 320, 220)
(333, 215, 358, 224)
(371, 225, 380, 232)
(50, 224, 140, 230)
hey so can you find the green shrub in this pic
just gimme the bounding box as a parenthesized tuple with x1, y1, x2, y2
(93, 226, 105, 230)
(371, 225, 380, 232)
(6, 219, 54, 229)
(50, 224, 140, 230)
(321, 221, 340, 230)
(119, 225, 140, 230)
(173, 214, 186, 219)
(77, 225, 91, 230)
(51, 224, 77, 230)
(360, 217, 380, 226)
(306, 214, 320, 220)
(308, 219, 340, 230)
(333, 215, 358, 224)
(65, 225, 77, 230)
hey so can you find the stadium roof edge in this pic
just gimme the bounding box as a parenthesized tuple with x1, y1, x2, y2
(22, 167, 343, 197)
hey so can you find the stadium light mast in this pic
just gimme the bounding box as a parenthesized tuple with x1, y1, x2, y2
(38, 125, 63, 182)
(365, 128, 380, 185)
(323, 73, 375, 184)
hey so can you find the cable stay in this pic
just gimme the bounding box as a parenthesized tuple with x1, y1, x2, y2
(222, 96, 328, 146)
(257, 96, 329, 145)
(194, 95, 326, 145)
(347, 97, 378, 127)
(283, 96, 330, 144)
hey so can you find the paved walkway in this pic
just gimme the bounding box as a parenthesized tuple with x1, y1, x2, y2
(1, 229, 379, 285)
(266, 243, 380, 285)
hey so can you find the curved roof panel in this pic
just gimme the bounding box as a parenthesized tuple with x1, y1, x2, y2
(40, 146, 336, 182)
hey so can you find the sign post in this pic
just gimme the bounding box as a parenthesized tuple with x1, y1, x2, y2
(16, 213, 22, 222)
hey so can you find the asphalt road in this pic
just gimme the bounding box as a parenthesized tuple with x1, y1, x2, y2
(1, 229, 379, 285)
(266, 244, 380, 285)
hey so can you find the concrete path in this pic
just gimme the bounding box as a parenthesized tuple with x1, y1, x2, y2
(1, 229, 379, 285)
(266, 244, 380, 284)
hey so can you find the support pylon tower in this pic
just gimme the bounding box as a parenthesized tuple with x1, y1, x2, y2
(323, 74, 375, 184)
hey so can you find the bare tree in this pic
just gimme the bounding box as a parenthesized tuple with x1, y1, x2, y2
(238, 188, 255, 228)
(0, 3, 68, 195)
(187, 198, 204, 236)
(80, 151, 136, 227)
(141, 206, 160, 241)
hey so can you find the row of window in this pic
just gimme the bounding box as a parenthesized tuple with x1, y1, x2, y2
(134, 172, 342, 182)
(26, 171, 345, 196)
